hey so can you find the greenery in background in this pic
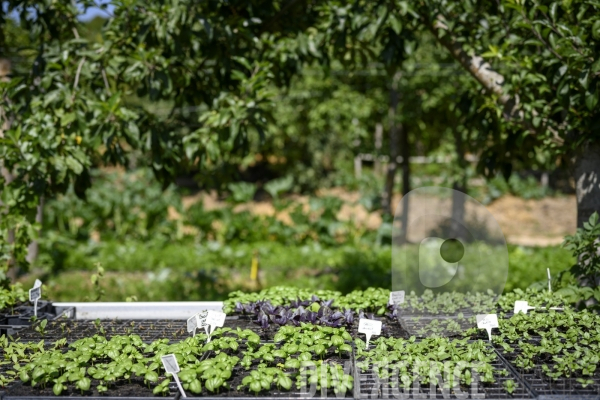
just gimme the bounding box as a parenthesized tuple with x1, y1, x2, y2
(43, 169, 182, 244)
(4, 0, 595, 279)
(24, 164, 574, 304)
(0, 283, 26, 312)
(17, 237, 572, 304)
(555, 212, 600, 310)
(2, 0, 595, 312)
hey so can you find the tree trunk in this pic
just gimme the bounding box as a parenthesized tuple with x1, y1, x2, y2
(574, 141, 600, 229)
(374, 123, 383, 175)
(0, 58, 16, 279)
(451, 132, 467, 240)
(572, 141, 600, 303)
(399, 123, 410, 196)
(382, 85, 400, 217)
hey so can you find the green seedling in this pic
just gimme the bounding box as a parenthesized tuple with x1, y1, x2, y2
(34, 319, 48, 336)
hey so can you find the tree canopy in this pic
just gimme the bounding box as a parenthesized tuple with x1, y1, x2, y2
(1, 0, 599, 277)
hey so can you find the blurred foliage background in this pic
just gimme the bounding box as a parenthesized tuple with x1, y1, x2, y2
(1, 0, 595, 302)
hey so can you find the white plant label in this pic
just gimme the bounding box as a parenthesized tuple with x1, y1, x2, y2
(389, 291, 405, 305)
(29, 286, 41, 302)
(161, 354, 180, 374)
(547, 268, 552, 293)
(29, 283, 42, 318)
(192, 310, 208, 337)
(187, 314, 198, 336)
(161, 354, 186, 398)
(205, 310, 226, 341)
(514, 300, 535, 314)
(514, 300, 563, 314)
(476, 314, 499, 341)
(358, 318, 382, 349)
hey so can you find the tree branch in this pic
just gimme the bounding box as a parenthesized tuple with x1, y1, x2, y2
(73, 57, 86, 90)
(102, 68, 112, 95)
(428, 15, 564, 145)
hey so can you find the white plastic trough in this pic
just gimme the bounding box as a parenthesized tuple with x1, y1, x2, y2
(52, 301, 224, 320)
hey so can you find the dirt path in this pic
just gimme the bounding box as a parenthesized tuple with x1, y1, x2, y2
(179, 190, 576, 247)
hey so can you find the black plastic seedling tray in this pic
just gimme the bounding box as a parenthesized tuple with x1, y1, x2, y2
(4, 311, 600, 399)
(0, 301, 74, 337)
(353, 340, 536, 400)
(2, 320, 357, 400)
(496, 343, 600, 399)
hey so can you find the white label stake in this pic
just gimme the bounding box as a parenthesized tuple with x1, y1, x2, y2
(161, 354, 186, 398)
(514, 300, 563, 314)
(547, 268, 552, 293)
(29, 283, 42, 318)
(187, 314, 198, 337)
(358, 318, 382, 349)
(476, 314, 499, 341)
(389, 291, 405, 306)
(205, 310, 226, 342)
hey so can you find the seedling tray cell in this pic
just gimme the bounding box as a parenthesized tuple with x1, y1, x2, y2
(500, 363, 600, 398)
(397, 314, 477, 339)
(353, 341, 535, 400)
(496, 340, 600, 398)
(12, 319, 189, 343)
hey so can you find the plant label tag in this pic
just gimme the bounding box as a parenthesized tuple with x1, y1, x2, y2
(29, 286, 41, 302)
(33, 279, 42, 289)
(205, 310, 226, 340)
(389, 291, 405, 305)
(161, 354, 180, 374)
(193, 310, 210, 341)
(206, 310, 226, 331)
(29, 285, 41, 318)
(476, 314, 499, 341)
(194, 310, 208, 333)
(161, 354, 186, 398)
(514, 300, 535, 314)
(187, 315, 198, 336)
(359, 318, 382, 349)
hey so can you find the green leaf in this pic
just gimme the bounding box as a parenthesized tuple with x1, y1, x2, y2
(60, 113, 76, 127)
(285, 358, 300, 369)
(53, 383, 64, 396)
(339, 344, 352, 353)
(206, 377, 223, 392)
(189, 379, 202, 394)
(250, 380, 262, 393)
(331, 335, 344, 346)
(279, 375, 293, 390)
(77, 377, 91, 391)
(273, 350, 287, 359)
(144, 371, 158, 383)
(593, 20, 600, 40)
(19, 370, 30, 382)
